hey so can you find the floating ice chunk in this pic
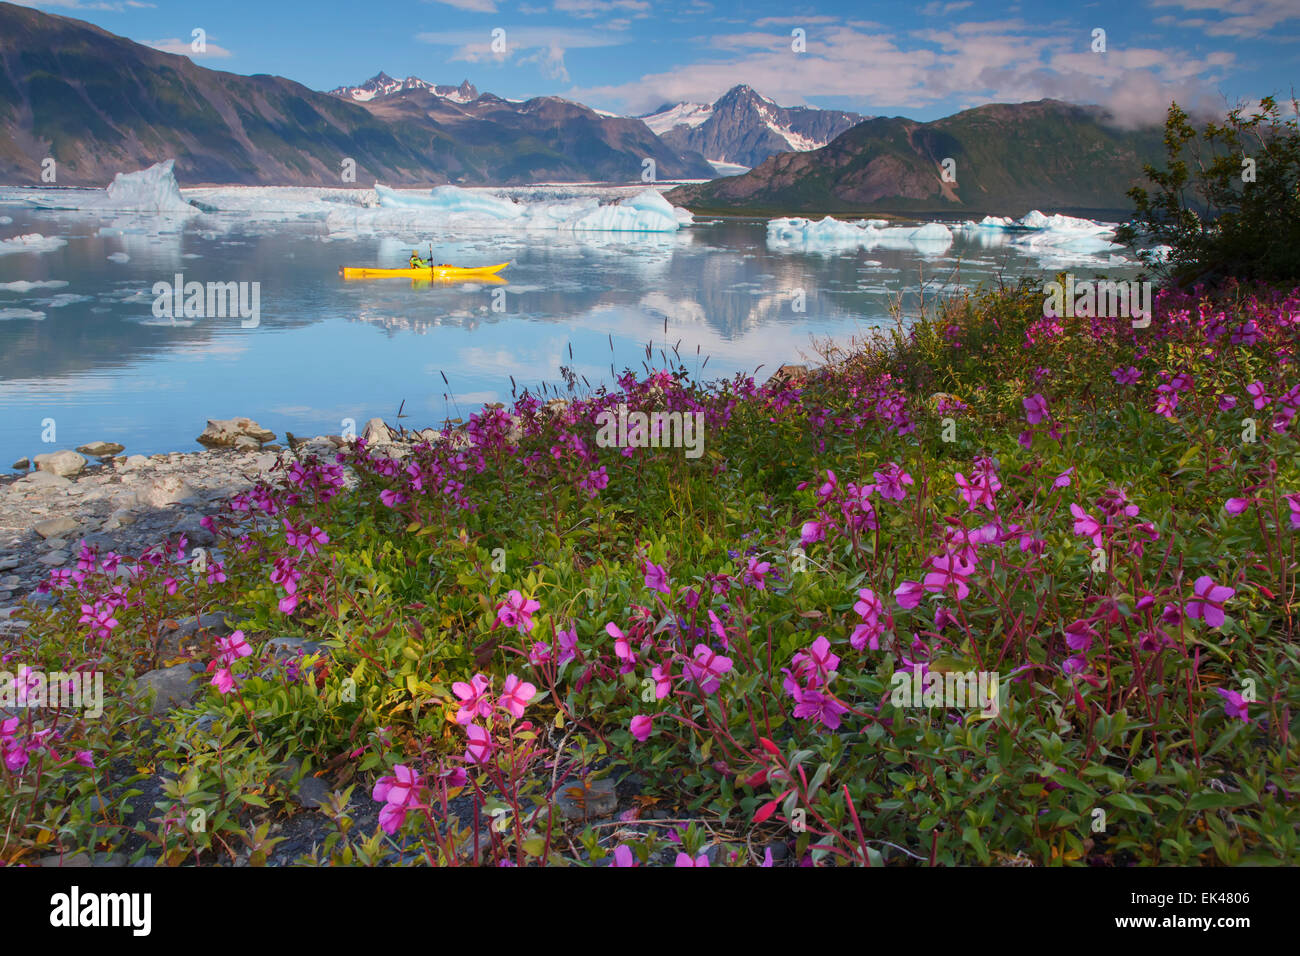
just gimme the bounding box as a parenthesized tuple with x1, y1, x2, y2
(40, 294, 94, 308)
(0, 308, 45, 320)
(103, 160, 199, 213)
(0, 233, 67, 256)
(0, 216, 11, 224)
(357, 184, 689, 234)
(568, 189, 687, 231)
(0, 279, 68, 291)
(766, 216, 952, 254)
(107, 252, 130, 263)
(376, 183, 525, 220)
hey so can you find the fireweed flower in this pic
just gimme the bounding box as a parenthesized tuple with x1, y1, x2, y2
(464, 724, 493, 765)
(1023, 393, 1049, 424)
(675, 852, 710, 867)
(496, 590, 541, 634)
(498, 674, 536, 719)
(452, 674, 493, 725)
(556, 627, 579, 665)
(610, 845, 637, 867)
(216, 631, 253, 666)
(799, 520, 825, 546)
(1112, 366, 1140, 385)
(1246, 381, 1270, 409)
(685, 644, 733, 694)
(1186, 576, 1235, 628)
(851, 588, 887, 650)
(873, 462, 914, 501)
(894, 580, 925, 609)
(1216, 688, 1251, 723)
(745, 556, 771, 590)
(922, 553, 975, 602)
(1225, 497, 1252, 515)
(643, 561, 670, 595)
(373, 764, 421, 835)
(630, 714, 653, 742)
(210, 668, 236, 694)
(650, 664, 673, 699)
(1053, 467, 1075, 488)
(1070, 504, 1104, 547)
(790, 686, 849, 730)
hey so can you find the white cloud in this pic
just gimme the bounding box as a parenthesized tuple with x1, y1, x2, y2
(423, 0, 499, 12)
(1148, 0, 1299, 39)
(146, 37, 233, 58)
(572, 19, 1236, 124)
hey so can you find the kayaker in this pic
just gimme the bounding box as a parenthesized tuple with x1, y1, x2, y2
(409, 250, 428, 268)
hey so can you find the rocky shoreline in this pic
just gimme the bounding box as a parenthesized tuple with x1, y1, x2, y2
(0, 417, 348, 621)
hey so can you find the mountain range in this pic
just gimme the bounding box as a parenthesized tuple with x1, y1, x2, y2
(0, 1, 1167, 215)
(641, 85, 865, 168)
(328, 72, 478, 104)
(667, 99, 1167, 217)
(0, 3, 710, 186)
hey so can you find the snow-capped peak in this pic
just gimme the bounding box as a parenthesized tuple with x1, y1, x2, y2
(640, 102, 713, 135)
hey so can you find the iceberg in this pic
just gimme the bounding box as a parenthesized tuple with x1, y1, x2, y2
(369, 184, 688, 233)
(956, 209, 1126, 265)
(0, 233, 67, 256)
(103, 160, 198, 213)
(767, 216, 953, 254)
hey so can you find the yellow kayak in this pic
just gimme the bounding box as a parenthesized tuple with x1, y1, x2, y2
(339, 262, 510, 280)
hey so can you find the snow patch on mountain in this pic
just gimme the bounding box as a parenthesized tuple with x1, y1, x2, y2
(641, 102, 713, 135)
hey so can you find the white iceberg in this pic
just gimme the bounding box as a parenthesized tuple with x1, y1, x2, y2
(0, 280, 68, 291)
(0, 233, 67, 256)
(103, 160, 198, 213)
(955, 209, 1126, 265)
(766, 216, 953, 254)
(0, 308, 45, 321)
(367, 184, 689, 233)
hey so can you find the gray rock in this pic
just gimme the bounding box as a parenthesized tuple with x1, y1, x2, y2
(0, 575, 18, 589)
(295, 776, 331, 810)
(11, 457, 29, 470)
(137, 475, 197, 508)
(0, 556, 19, 571)
(266, 636, 326, 657)
(136, 664, 200, 715)
(44, 538, 67, 550)
(196, 417, 276, 448)
(232, 435, 262, 451)
(121, 455, 149, 472)
(33, 450, 87, 477)
(361, 417, 394, 445)
(38, 550, 68, 567)
(171, 513, 215, 546)
(555, 778, 618, 821)
(34, 516, 79, 539)
(15, 469, 72, 490)
(76, 441, 125, 457)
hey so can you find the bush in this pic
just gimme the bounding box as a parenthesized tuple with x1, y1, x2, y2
(1117, 97, 1300, 287)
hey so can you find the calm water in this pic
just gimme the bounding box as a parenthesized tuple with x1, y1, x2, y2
(0, 191, 1140, 465)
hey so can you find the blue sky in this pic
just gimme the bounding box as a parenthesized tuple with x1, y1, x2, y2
(14, 0, 1300, 122)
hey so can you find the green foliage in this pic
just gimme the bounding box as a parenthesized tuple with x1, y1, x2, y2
(1118, 97, 1300, 286)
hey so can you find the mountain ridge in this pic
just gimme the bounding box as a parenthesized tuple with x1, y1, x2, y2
(667, 98, 1167, 217)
